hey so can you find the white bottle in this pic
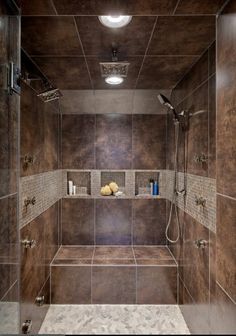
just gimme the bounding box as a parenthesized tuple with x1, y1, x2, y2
(68, 180, 73, 195)
(72, 185, 76, 195)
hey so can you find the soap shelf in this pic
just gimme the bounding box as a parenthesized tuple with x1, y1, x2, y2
(64, 194, 163, 200)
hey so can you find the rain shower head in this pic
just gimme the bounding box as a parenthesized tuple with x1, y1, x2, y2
(37, 88, 62, 103)
(157, 94, 179, 122)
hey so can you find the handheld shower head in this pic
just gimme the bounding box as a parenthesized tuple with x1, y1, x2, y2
(157, 94, 174, 110)
(157, 93, 179, 122)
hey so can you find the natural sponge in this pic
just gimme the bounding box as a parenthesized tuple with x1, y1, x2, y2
(100, 185, 112, 196)
(109, 182, 119, 193)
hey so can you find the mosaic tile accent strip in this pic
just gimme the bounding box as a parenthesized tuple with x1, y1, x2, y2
(19, 170, 63, 228)
(39, 304, 189, 335)
(165, 170, 216, 233)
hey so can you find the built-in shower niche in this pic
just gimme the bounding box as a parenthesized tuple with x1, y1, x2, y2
(135, 171, 160, 196)
(100, 171, 126, 193)
(67, 171, 91, 196)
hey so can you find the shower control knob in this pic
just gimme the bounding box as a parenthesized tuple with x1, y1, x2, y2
(194, 239, 207, 249)
(22, 320, 32, 334)
(21, 239, 36, 249)
(35, 295, 45, 306)
(24, 196, 36, 208)
(195, 196, 206, 207)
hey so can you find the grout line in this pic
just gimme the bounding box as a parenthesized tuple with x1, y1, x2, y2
(0, 192, 17, 200)
(172, 39, 216, 95)
(134, 16, 158, 89)
(217, 192, 236, 201)
(216, 281, 236, 305)
(50, 0, 58, 15)
(166, 245, 178, 266)
(21, 14, 218, 17)
(73, 16, 94, 89)
(0, 280, 18, 301)
(172, 0, 181, 15)
(91, 246, 95, 304)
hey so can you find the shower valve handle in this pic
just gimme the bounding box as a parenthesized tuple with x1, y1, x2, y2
(194, 239, 207, 249)
(195, 196, 206, 207)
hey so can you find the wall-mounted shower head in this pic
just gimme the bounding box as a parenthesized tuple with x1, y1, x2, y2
(157, 94, 179, 122)
(37, 88, 62, 103)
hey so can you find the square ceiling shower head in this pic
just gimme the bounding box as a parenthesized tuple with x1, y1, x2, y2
(100, 62, 130, 78)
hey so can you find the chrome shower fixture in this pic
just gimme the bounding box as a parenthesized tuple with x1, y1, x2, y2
(100, 48, 130, 85)
(157, 94, 180, 122)
(37, 88, 62, 102)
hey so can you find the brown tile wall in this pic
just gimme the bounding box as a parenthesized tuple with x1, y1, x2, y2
(61, 114, 166, 170)
(20, 202, 59, 334)
(213, 3, 236, 333)
(61, 198, 166, 246)
(20, 58, 61, 332)
(0, 6, 20, 335)
(168, 2, 236, 333)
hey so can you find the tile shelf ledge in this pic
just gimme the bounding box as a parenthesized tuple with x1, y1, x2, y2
(63, 194, 164, 200)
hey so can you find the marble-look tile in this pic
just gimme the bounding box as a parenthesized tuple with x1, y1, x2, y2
(39, 304, 189, 334)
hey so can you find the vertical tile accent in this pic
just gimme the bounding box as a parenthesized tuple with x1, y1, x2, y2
(165, 170, 216, 232)
(19, 170, 63, 227)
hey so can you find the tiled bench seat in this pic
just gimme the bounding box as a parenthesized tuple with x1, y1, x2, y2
(50, 246, 177, 304)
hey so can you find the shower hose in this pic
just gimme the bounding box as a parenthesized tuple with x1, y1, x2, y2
(166, 121, 181, 243)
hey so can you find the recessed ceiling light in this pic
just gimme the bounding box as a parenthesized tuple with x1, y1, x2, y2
(105, 75, 124, 85)
(98, 15, 132, 28)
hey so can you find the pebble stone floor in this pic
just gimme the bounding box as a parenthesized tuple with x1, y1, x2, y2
(39, 305, 190, 334)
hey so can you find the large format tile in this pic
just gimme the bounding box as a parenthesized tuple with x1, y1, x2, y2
(137, 266, 177, 304)
(175, 0, 225, 15)
(132, 115, 166, 169)
(95, 114, 132, 169)
(137, 56, 197, 89)
(216, 195, 236, 301)
(148, 16, 215, 56)
(51, 266, 91, 304)
(182, 213, 210, 305)
(62, 115, 95, 169)
(92, 266, 136, 304)
(56, 246, 94, 260)
(54, 0, 177, 15)
(93, 246, 133, 259)
(62, 199, 95, 245)
(95, 199, 132, 245)
(184, 82, 209, 176)
(0, 195, 18, 299)
(21, 0, 56, 15)
(132, 199, 166, 245)
(33, 57, 92, 90)
(22, 17, 83, 56)
(179, 277, 209, 334)
(217, 5, 236, 197)
(210, 283, 236, 334)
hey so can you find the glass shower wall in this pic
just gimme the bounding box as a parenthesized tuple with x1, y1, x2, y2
(0, 0, 20, 334)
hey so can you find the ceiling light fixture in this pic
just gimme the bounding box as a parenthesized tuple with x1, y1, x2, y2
(105, 75, 124, 85)
(100, 48, 130, 86)
(98, 15, 132, 28)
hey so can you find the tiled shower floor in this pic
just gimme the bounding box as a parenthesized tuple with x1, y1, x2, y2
(39, 304, 190, 334)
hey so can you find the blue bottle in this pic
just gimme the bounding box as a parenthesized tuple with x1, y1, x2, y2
(153, 181, 159, 195)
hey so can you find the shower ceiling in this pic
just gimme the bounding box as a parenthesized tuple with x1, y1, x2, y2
(21, 0, 223, 90)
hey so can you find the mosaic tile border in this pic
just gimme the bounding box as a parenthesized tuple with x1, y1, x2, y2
(19, 170, 63, 228)
(165, 170, 216, 233)
(20, 169, 216, 233)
